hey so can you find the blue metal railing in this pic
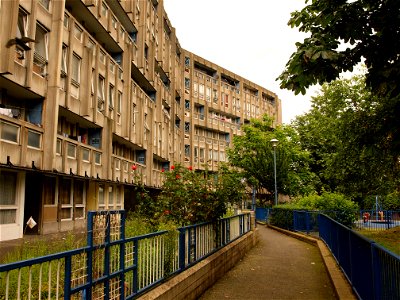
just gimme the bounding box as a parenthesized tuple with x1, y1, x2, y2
(0, 211, 251, 300)
(319, 214, 400, 300)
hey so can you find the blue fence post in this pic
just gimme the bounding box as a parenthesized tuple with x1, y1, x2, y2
(133, 239, 139, 295)
(119, 211, 126, 300)
(86, 211, 95, 298)
(371, 244, 382, 300)
(104, 212, 111, 298)
(306, 211, 310, 234)
(64, 256, 72, 300)
(178, 228, 186, 271)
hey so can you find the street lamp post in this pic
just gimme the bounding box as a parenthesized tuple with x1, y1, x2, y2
(270, 138, 279, 206)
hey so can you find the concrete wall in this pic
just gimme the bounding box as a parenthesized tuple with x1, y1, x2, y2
(138, 229, 258, 300)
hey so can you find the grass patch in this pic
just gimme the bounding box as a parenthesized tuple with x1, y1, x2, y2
(359, 227, 400, 256)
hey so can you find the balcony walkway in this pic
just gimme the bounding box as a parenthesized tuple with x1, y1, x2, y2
(200, 225, 338, 300)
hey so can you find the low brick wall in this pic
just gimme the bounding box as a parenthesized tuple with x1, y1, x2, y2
(138, 229, 258, 300)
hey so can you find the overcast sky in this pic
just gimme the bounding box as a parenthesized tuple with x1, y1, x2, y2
(163, 0, 318, 124)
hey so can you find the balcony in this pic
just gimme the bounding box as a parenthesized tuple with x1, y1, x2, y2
(0, 117, 44, 168)
(54, 136, 103, 178)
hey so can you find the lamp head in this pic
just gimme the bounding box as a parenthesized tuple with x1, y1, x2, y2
(270, 138, 279, 148)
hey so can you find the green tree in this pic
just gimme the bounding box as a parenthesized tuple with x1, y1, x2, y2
(138, 164, 246, 226)
(278, 0, 400, 156)
(227, 115, 315, 201)
(294, 75, 400, 204)
(278, 0, 400, 98)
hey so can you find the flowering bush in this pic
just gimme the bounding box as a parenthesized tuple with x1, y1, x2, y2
(135, 164, 245, 226)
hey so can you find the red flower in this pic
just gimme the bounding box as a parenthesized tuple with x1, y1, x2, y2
(176, 174, 180, 179)
(131, 164, 137, 170)
(161, 168, 165, 173)
(163, 210, 171, 215)
(171, 165, 175, 170)
(188, 166, 193, 171)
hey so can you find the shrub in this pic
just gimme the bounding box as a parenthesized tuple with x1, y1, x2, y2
(278, 192, 359, 227)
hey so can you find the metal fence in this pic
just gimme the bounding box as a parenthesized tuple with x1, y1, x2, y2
(0, 211, 251, 300)
(354, 210, 400, 231)
(319, 214, 400, 300)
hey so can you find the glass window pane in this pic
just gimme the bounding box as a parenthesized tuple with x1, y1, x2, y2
(43, 177, 56, 205)
(74, 180, 84, 205)
(98, 185, 104, 205)
(67, 143, 76, 158)
(95, 152, 101, 164)
(82, 148, 90, 161)
(74, 207, 84, 219)
(1, 122, 19, 143)
(59, 178, 71, 204)
(28, 130, 41, 148)
(0, 210, 17, 224)
(60, 207, 72, 219)
(0, 172, 17, 205)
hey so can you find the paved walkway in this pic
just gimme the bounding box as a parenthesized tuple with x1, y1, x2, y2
(199, 225, 337, 300)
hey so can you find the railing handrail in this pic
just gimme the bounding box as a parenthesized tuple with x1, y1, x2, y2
(0, 211, 252, 299)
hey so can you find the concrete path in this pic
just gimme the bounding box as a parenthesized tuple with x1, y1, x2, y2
(199, 225, 337, 300)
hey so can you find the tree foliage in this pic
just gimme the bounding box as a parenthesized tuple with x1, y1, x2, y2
(278, 0, 400, 99)
(293, 75, 400, 204)
(227, 115, 315, 200)
(278, 0, 400, 156)
(135, 164, 246, 226)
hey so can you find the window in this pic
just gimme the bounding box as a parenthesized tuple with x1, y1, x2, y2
(15, 8, 29, 60)
(63, 13, 69, 28)
(0, 171, 18, 224)
(193, 83, 198, 97)
(184, 144, 190, 157)
(98, 185, 105, 209)
(111, 16, 117, 29)
(56, 139, 62, 154)
(17, 9, 29, 40)
(73, 24, 83, 41)
(59, 178, 72, 220)
(99, 50, 106, 64)
(82, 148, 90, 162)
(34, 23, 49, 75)
(184, 78, 190, 89)
(97, 76, 105, 111)
(185, 122, 190, 133)
(61, 44, 68, 76)
(109, 84, 114, 109)
(117, 92, 122, 124)
(185, 99, 190, 110)
(43, 176, 56, 205)
(67, 143, 76, 158)
(108, 186, 114, 207)
(94, 152, 101, 165)
(74, 180, 85, 219)
(206, 87, 211, 102)
(197, 148, 204, 163)
(199, 84, 204, 99)
(101, 2, 108, 17)
(115, 187, 122, 209)
(38, 0, 50, 10)
(1, 122, 19, 143)
(109, 61, 115, 73)
(185, 56, 190, 67)
(27, 130, 41, 148)
(71, 53, 81, 84)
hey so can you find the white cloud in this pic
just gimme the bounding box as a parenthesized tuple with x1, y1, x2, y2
(163, 0, 316, 123)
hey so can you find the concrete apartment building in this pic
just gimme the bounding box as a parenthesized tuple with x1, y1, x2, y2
(0, 0, 281, 241)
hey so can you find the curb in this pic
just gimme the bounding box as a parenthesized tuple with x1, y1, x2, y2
(267, 225, 357, 300)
